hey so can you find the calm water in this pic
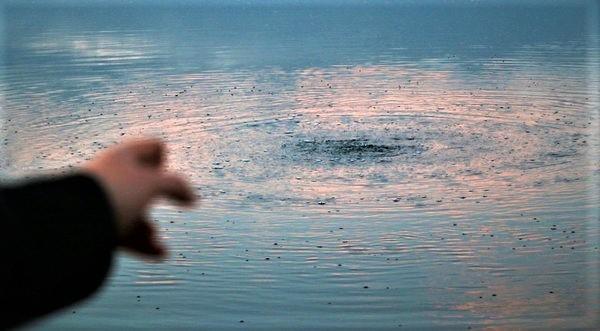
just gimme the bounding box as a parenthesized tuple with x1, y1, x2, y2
(2, 2, 599, 330)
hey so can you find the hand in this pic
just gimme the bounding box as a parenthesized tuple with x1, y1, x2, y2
(82, 138, 196, 259)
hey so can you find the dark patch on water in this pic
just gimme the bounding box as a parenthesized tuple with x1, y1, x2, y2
(546, 150, 577, 158)
(288, 138, 426, 163)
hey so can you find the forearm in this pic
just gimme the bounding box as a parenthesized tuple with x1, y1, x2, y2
(0, 173, 118, 329)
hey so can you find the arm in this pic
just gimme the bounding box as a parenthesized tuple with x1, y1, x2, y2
(0, 174, 117, 329)
(1, 139, 196, 329)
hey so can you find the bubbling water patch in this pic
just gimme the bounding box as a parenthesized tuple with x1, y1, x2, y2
(287, 136, 426, 163)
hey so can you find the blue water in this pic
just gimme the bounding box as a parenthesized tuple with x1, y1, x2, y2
(2, 1, 599, 330)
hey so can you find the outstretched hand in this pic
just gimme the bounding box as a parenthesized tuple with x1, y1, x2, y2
(82, 138, 196, 260)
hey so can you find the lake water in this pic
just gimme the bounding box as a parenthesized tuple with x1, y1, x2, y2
(1, 1, 599, 330)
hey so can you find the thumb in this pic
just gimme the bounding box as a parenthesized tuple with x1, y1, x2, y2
(120, 218, 167, 260)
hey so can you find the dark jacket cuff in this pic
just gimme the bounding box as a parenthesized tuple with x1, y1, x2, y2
(1, 173, 118, 329)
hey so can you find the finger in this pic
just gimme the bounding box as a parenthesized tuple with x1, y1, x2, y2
(122, 138, 165, 168)
(155, 173, 197, 206)
(120, 218, 167, 260)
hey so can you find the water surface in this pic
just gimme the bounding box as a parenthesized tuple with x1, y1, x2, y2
(1, 2, 599, 330)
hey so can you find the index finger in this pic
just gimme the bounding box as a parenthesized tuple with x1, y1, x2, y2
(122, 138, 165, 168)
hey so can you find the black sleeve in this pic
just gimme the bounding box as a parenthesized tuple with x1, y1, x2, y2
(0, 173, 118, 329)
